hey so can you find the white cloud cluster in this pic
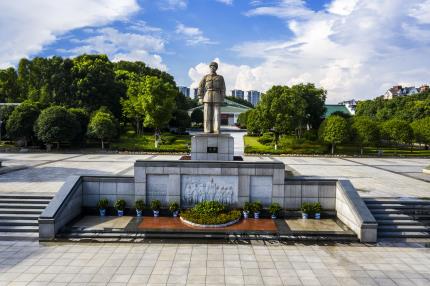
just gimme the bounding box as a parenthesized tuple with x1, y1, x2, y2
(190, 0, 430, 102)
(216, 0, 234, 5)
(68, 27, 167, 70)
(176, 23, 217, 46)
(158, 0, 187, 10)
(0, 0, 139, 68)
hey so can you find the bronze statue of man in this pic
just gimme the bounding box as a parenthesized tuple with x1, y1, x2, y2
(198, 62, 226, 134)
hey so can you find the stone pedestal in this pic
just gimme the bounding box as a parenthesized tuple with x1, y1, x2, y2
(191, 133, 234, 161)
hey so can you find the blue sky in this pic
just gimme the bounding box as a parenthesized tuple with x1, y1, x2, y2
(1, 0, 430, 103)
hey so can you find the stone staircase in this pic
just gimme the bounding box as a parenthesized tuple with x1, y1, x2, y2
(364, 198, 430, 240)
(0, 194, 53, 240)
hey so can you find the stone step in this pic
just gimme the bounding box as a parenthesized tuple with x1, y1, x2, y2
(376, 220, 429, 226)
(0, 213, 40, 220)
(0, 194, 53, 200)
(0, 203, 47, 209)
(0, 226, 38, 232)
(0, 208, 43, 214)
(369, 209, 430, 215)
(367, 204, 430, 210)
(0, 232, 39, 241)
(0, 219, 38, 226)
(364, 199, 430, 205)
(379, 231, 430, 238)
(378, 225, 429, 232)
(0, 198, 51, 204)
(373, 213, 430, 220)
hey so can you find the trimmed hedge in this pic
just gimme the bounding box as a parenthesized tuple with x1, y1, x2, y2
(180, 201, 240, 225)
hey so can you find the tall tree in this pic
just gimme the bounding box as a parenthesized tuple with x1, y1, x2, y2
(0, 68, 20, 102)
(381, 118, 413, 151)
(410, 117, 430, 148)
(140, 76, 176, 144)
(6, 101, 40, 146)
(290, 83, 326, 129)
(352, 116, 380, 154)
(319, 115, 349, 154)
(87, 109, 117, 149)
(34, 106, 80, 149)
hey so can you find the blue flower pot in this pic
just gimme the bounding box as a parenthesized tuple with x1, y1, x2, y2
(153, 210, 160, 217)
(136, 209, 143, 217)
(302, 213, 308, 219)
(254, 212, 260, 219)
(117, 210, 124, 217)
(271, 214, 277, 219)
(172, 211, 179, 217)
(99, 208, 106, 217)
(315, 213, 321, 219)
(243, 211, 249, 219)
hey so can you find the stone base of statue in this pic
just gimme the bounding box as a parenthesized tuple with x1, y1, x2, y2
(191, 133, 234, 161)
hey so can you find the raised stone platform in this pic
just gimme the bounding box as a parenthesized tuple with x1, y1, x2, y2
(191, 133, 234, 161)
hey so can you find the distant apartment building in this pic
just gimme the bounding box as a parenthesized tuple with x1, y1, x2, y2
(338, 99, 358, 114)
(247, 90, 261, 106)
(178, 86, 190, 97)
(193, 88, 199, 100)
(231, 89, 245, 100)
(383, 85, 423, 100)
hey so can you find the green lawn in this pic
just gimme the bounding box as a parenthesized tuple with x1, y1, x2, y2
(112, 130, 191, 153)
(244, 135, 430, 156)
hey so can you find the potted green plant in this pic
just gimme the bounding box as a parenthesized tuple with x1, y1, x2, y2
(313, 202, 322, 219)
(243, 202, 252, 219)
(150, 200, 161, 217)
(114, 199, 126, 216)
(252, 201, 262, 219)
(169, 202, 180, 217)
(135, 199, 145, 217)
(97, 198, 109, 217)
(269, 203, 282, 219)
(301, 202, 314, 219)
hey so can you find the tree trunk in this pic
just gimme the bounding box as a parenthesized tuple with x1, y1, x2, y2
(56, 142, 60, 150)
(360, 147, 363, 155)
(331, 143, 335, 155)
(101, 139, 104, 150)
(274, 133, 279, 151)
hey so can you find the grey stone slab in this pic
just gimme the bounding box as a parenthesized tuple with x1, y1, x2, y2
(301, 184, 318, 198)
(117, 182, 134, 196)
(163, 167, 180, 174)
(83, 182, 100, 196)
(83, 194, 99, 207)
(238, 175, 250, 197)
(207, 136, 218, 147)
(239, 168, 256, 176)
(145, 167, 164, 174)
(273, 169, 285, 184)
(318, 183, 336, 198)
(168, 175, 181, 197)
(285, 197, 301, 209)
(135, 182, 146, 196)
(180, 167, 199, 175)
(250, 176, 272, 206)
(100, 182, 116, 195)
(221, 168, 239, 176)
(134, 167, 146, 183)
(285, 183, 301, 197)
(147, 175, 168, 204)
(272, 184, 284, 197)
(319, 197, 335, 210)
(197, 168, 221, 175)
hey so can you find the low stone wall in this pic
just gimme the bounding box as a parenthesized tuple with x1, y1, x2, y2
(335, 180, 377, 243)
(134, 160, 285, 208)
(39, 160, 377, 242)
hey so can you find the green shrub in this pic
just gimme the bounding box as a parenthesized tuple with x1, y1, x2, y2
(150, 200, 161, 211)
(251, 201, 263, 213)
(193, 201, 226, 215)
(162, 135, 177, 145)
(258, 132, 275, 145)
(97, 198, 109, 209)
(313, 202, 322, 213)
(169, 202, 179, 212)
(269, 203, 282, 215)
(301, 202, 322, 214)
(301, 202, 314, 214)
(114, 199, 126, 211)
(135, 199, 145, 210)
(181, 209, 241, 225)
(243, 202, 252, 212)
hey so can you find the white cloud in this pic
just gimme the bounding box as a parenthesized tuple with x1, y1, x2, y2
(158, 0, 187, 10)
(176, 23, 217, 45)
(67, 27, 167, 70)
(216, 0, 233, 5)
(190, 0, 430, 103)
(0, 0, 139, 68)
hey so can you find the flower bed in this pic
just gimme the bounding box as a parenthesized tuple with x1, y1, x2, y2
(180, 201, 241, 226)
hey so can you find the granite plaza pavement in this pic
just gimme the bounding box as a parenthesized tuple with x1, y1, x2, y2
(0, 134, 430, 285)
